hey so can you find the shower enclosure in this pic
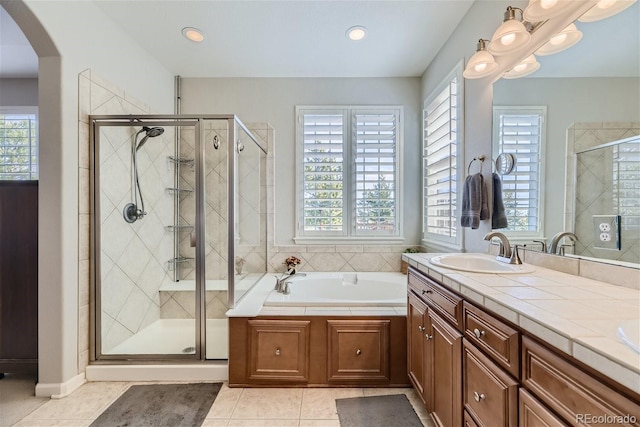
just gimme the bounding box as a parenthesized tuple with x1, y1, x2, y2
(90, 115, 267, 361)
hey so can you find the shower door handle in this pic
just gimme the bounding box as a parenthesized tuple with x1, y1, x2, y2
(236, 141, 245, 152)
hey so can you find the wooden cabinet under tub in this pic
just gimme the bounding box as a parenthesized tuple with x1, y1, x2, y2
(229, 316, 408, 387)
(406, 266, 640, 427)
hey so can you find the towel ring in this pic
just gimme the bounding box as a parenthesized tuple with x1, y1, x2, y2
(467, 155, 485, 175)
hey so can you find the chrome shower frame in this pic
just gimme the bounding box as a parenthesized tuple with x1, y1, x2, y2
(89, 114, 267, 362)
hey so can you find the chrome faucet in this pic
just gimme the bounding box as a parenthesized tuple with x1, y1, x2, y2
(483, 232, 522, 265)
(274, 271, 306, 294)
(547, 232, 578, 255)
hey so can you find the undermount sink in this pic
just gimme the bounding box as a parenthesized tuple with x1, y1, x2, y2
(428, 254, 535, 274)
(617, 320, 640, 354)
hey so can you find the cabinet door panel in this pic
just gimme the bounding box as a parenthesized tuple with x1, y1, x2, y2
(428, 310, 463, 427)
(519, 388, 568, 427)
(327, 320, 390, 383)
(464, 339, 518, 427)
(248, 319, 310, 383)
(408, 294, 428, 401)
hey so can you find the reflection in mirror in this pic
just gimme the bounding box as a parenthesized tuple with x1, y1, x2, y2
(492, 2, 639, 267)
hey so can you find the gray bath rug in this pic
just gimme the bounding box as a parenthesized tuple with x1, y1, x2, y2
(90, 383, 221, 427)
(336, 394, 423, 427)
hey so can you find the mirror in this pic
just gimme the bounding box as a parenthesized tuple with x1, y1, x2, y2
(492, 2, 640, 267)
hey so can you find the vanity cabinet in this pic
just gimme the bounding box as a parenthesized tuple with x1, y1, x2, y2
(229, 315, 408, 387)
(407, 266, 640, 427)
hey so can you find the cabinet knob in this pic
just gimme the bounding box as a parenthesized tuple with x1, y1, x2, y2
(356, 349, 362, 355)
(418, 326, 425, 332)
(473, 328, 486, 339)
(275, 348, 281, 356)
(422, 289, 433, 295)
(425, 334, 433, 340)
(473, 391, 485, 402)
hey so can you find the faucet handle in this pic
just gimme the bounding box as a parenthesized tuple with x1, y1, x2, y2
(510, 245, 523, 265)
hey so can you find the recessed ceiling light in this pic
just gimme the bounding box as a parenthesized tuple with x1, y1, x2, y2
(182, 27, 204, 43)
(346, 26, 367, 41)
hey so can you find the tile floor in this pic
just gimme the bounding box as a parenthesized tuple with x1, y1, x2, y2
(1, 374, 435, 427)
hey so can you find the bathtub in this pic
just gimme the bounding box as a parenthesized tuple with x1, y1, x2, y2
(263, 272, 407, 307)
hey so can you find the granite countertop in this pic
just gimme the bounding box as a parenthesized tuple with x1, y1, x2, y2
(403, 252, 640, 394)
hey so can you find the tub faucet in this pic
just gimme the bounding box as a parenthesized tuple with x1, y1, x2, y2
(274, 272, 306, 293)
(483, 232, 522, 265)
(547, 232, 578, 255)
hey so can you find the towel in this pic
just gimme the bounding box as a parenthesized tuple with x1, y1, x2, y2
(492, 172, 508, 229)
(461, 173, 488, 229)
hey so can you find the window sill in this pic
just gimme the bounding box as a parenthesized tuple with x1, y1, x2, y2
(293, 236, 405, 245)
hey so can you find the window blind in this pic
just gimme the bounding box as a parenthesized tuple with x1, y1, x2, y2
(0, 113, 38, 180)
(423, 76, 458, 240)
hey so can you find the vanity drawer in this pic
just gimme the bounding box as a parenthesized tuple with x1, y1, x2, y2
(519, 388, 568, 427)
(463, 301, 520, 379)
(464, 339, 518, 427)
(408, 268, 463, 330)
(522, 336, 640, 427)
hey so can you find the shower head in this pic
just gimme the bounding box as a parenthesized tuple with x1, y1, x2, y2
(136, 126, 164, 151)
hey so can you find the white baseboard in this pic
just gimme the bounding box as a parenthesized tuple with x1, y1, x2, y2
(85, 363, 228, 382)
(35, 373, 86, 398)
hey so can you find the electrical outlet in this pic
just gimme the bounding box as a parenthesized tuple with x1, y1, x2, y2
(593, 215, 621, 250)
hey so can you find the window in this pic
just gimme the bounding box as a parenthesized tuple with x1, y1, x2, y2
(295, 106, 402, 241)
(492, 106, 546, 237)
(423, 64, 463, 247)
(0, 108, 38, 180)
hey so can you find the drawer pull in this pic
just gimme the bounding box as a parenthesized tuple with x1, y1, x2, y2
(356, 349, 362, 355)
(422, 289, 433, 295)
(425, 334, 433, 340)
(473, 328, 486, 339)
(418, 326, 425, 332)
(275, 348, 281, 356)
(473, 391, 486, 402)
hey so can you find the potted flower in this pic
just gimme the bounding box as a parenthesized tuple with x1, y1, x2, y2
(283, 256, 301, 274)
(401, 247, 421, 274)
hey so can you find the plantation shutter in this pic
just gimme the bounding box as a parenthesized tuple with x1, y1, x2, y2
(423, 76, 458, 240)
(301, 111, 345, 233)
(493, 108, 544, 233)
(353, 111, 398, 234)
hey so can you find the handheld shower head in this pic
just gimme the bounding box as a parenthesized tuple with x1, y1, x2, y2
(136, 126, 164, 151)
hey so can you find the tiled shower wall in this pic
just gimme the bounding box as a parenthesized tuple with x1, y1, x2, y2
(565, 122, 640, 263)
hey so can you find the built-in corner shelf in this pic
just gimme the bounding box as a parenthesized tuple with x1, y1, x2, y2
(165, 225, 194, 232)
(166, 188, 194, 196)
(168, 156, 195, 167)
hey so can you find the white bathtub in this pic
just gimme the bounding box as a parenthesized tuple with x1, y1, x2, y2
(263, 272, 407, 307)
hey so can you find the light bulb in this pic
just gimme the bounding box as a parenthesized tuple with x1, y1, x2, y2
(550, 33, 568, 45)
(501, 33, 516, 46)
(474, 63, 487, 72)
(540, 0, 558, 9)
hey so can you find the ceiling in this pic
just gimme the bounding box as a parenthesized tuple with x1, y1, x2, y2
(0, 1, 475, 79)
(1, 1, 638, 80)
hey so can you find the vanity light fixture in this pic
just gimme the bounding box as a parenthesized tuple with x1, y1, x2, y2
(503, 54, 540, 79)
(346, 26, 367, 41)
(535, 23, 583, 55)
(182, 27, 205, 43)
(578, 0, 637, 22)
(463, 39, 499, 79)
(524, 0, 573, 22)
(488, 6, 532, 56)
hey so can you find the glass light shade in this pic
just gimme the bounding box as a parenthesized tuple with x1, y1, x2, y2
(503, 55, 540, 79)
(488, 19, 532, 56)
(524, 0, 573, 21)
(578, 0, 637, 22)
(535, 23, 583, 55)
(463, 47, 498, 79)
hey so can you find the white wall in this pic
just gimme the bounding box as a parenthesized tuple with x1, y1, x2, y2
(493, 77, 640, 239)
(0, 78, 38, 105)
(180, 77, 422, 246)
(3, 0, 175, 396)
